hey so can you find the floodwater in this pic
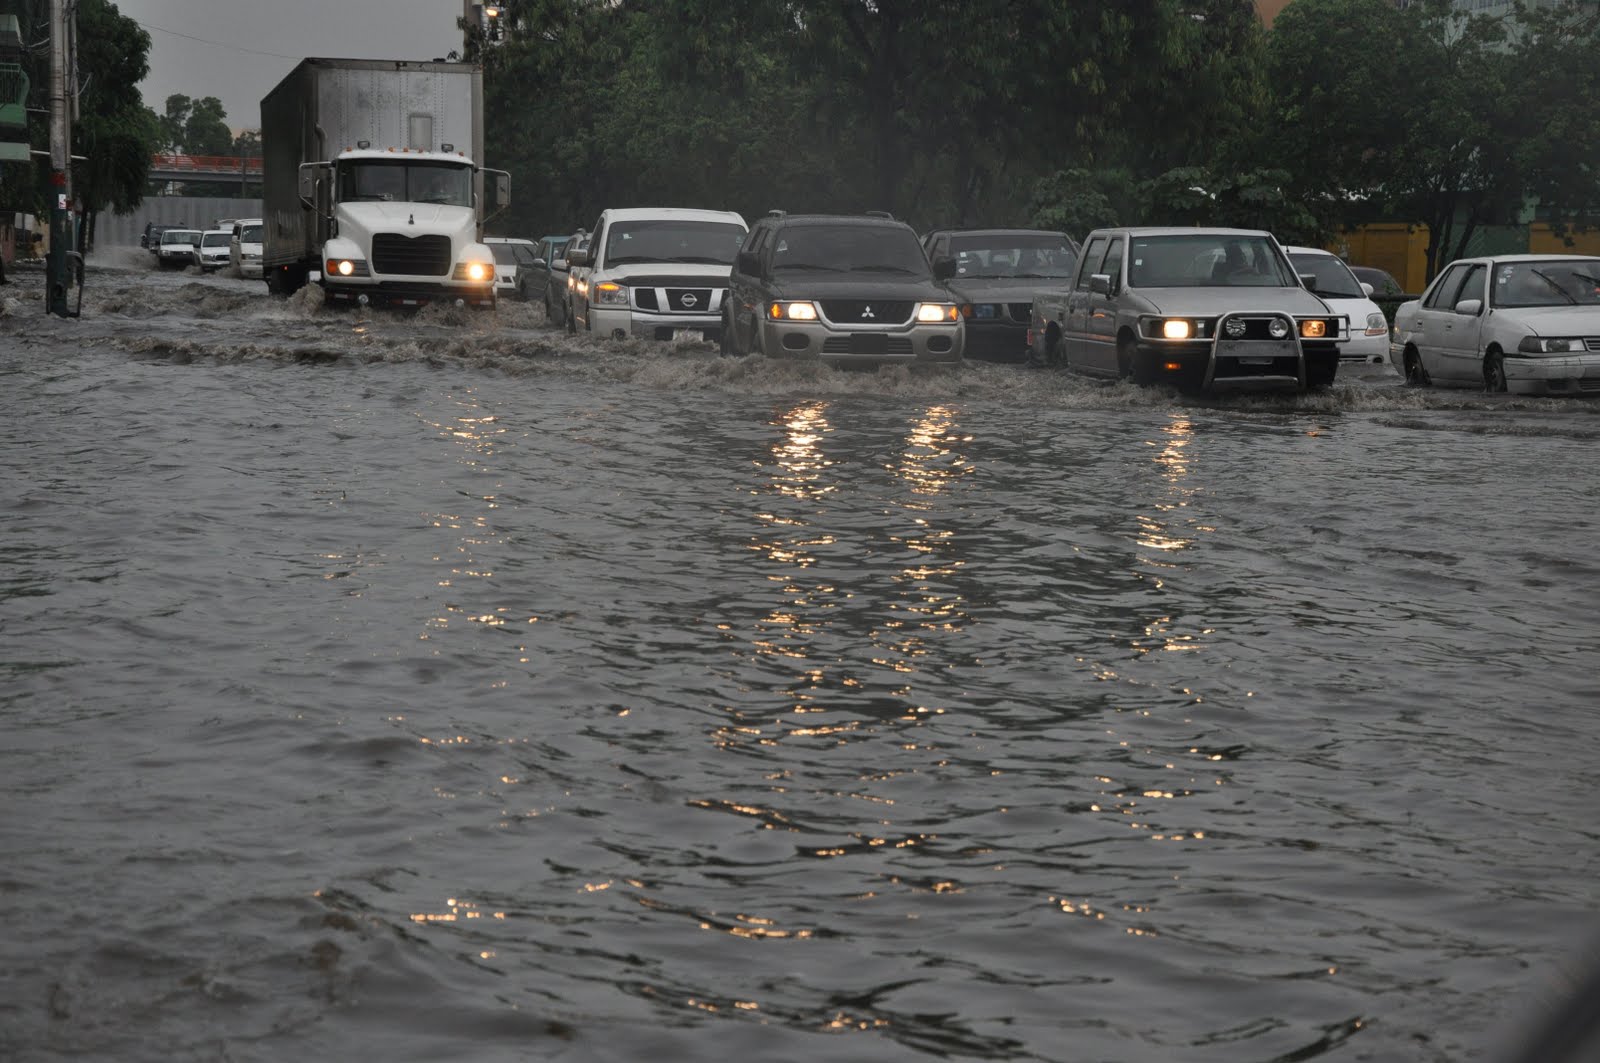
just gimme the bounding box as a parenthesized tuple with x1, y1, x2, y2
(3, 253, 1598, 1063)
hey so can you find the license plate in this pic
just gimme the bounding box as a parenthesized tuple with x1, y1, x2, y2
(673, 329, 703, 342)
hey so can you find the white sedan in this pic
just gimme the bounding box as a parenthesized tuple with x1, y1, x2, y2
(1284, 246, 1391, 364)
(1391, 254, 1600, 394)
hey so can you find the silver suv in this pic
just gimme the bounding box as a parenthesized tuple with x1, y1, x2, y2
(723, 212, 964, 367)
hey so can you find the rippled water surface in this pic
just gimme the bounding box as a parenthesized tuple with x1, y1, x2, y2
(3, 256, 1598, 1062)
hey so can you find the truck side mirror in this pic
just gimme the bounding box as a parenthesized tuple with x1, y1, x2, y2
(736, 250, 759, 276)
(1089, 273, 1111, 295)
(297, 162, 322, 209)
(932, 256, 956, 281)
(566, 247, 589, 267)
(490, 171, 510, 212)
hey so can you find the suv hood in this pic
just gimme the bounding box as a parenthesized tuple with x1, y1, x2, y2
(1140, 286, 1334, 316)
(770, 275, 943, 301)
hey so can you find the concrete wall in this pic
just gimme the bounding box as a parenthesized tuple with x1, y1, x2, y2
(96, 196, 263, 247)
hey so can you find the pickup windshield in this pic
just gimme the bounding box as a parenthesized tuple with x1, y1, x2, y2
(1129, 234, 1297, 288)
(603, 220, 746, 266)
(949, 234, 1077, 279)
(338, 160, 473, 207)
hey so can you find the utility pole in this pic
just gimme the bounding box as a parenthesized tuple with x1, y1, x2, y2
(46, 0, 75, 317)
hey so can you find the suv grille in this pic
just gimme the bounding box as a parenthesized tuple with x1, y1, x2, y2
(821, 335, 914, 356)
(372, 234, 451, 277)
(820, 300, 913, 325)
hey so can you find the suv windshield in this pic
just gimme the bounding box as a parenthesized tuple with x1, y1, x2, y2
(1129, 234, 1297, 288)
(774, 225, 930, 275)
(1491, 259, 1600, 308)
(950, 234, 1077, 278)
(604, 220, 746, 266)
(1288, 252, 1365, 298)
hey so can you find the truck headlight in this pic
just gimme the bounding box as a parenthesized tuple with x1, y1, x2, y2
(769, 301, 818, 320)
(1518, 336, 1583, 353)
(325, 258, 368, 277)
(595, 282, 629, 306)
(1298, 319, 1327, 338)
(915, 303, 960, 323)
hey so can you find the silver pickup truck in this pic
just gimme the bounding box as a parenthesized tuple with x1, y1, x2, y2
(1029, 226, 1349, 392)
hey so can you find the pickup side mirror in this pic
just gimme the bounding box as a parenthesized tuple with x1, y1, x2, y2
(932, 256, 956, 281)
(1454, 298, 1483, 316)
(566, 247, 590, 267)
(1089, 273, 1111, 296)
(736, 249, 760, 277)
(1298, 272, 1318, 290)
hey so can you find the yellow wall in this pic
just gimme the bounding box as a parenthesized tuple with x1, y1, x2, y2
(1529, 223, 1600, 256)
(1326, 224, 1430, 294)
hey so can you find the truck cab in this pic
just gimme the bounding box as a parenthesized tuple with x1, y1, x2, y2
(304, 148, 499, 307)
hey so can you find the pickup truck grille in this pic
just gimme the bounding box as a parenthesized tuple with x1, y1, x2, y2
(634, 287, 717, 313)
(372, 234, 451, 277)
(820, 300, 913, 325)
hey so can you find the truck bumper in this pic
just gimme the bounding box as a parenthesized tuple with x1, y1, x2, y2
(589, 305, 722, 342)
(323, 279, 497, 309)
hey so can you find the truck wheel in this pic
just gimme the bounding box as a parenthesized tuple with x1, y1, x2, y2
(1119, 338, 1154, 386)
(565, 302, 577, 334)
(719, 313, 735, 356)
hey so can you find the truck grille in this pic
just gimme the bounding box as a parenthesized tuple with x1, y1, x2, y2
(371, 234, 451, 277)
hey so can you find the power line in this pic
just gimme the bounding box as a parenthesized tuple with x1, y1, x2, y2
(133, 19, 301, 60)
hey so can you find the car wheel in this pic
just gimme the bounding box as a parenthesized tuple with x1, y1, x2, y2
(1403, 346, 1431, 387)
(1119, 337, 1155, 386)
(1484, 349, 1508, 393)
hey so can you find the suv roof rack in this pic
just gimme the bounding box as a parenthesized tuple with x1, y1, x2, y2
(865, 210, 894, 219)
(767, 209, 786, 218)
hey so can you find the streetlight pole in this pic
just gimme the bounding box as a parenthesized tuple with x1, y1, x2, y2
(46, 0, 74, 317)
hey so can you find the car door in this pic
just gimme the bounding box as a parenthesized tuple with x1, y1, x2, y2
(1436, 262, 1489, 384)
(1411, 262, 1469, 382)
(729, 223, 770, 352)
(1083, 235, 1126, 375)
(1062, 233, 1108, 371)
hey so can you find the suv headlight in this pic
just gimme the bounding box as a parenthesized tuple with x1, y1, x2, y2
(769, 301, 818, 320)
(915, 303, 960, 323)
(595, 282, 629, 306)
(1518, 336, 1584, 353)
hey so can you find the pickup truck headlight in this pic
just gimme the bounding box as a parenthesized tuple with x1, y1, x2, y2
(595, 281, 629, 306)
(1145, 316, 1209, 340)
(769, 301, 819, 320)
(915, 303, 960, 323)
(1518, 336, 1584, 353)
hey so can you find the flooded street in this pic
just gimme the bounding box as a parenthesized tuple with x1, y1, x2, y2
(3, 254, 1598, 1062)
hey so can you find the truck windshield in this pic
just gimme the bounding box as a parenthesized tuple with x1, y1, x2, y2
(339, 161, 473, 207)
(1129, 234, 1297, 288)
(603, 220, 747, 266)
(949, 234, 1078, 279)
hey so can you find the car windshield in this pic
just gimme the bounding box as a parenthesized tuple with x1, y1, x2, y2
(338, 160, 473, 206)
(1350, 266, 1402, 296)
(203, 233, 230, 248)
(1129, 234, 1297, 288)
(1289, 252, 1365, 298)
(949, 234, 1078, 278)
(603, 220, 746, 266)
(773, 225, 930, 275)
(1491, 259, 1600, 308)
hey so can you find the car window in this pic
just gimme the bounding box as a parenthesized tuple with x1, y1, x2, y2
(1453, 264, 1487, 308)
(1129, 234, 1295, 288)
(949, 234, 1077, 279)
(1490, 259, 1600, 308)
(1098, 237, 1124, 291)
(1289, 253, 1365, 298)
(1424, 264, 1468, 309)
(1075, 236, 1108, 289)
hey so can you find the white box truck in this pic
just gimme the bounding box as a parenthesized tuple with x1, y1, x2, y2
(260, 57, 510, 308)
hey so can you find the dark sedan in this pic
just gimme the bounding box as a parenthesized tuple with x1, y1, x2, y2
(922, 228, 1079, 362)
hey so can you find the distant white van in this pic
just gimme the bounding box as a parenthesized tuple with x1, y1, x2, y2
(230, 217, 264, 279)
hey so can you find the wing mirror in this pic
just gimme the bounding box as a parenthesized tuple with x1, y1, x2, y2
(1089, 273, 1111, 295)
(566, 247, 589, 267)
(736, 250, 760, 276)
(932, 256, 957, 281)
(1454, 298, 1483, 316)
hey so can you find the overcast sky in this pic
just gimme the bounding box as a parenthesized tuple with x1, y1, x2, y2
(113, 0, 468, 132)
